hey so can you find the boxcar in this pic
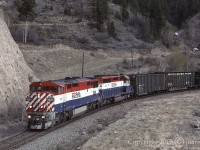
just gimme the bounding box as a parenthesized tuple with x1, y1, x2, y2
(166, 72, 195, 90)
(129, 73, 166, 96)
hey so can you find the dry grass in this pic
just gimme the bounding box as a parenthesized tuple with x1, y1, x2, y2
(19, 43, 174, 80)
(20, 44, 142, 80)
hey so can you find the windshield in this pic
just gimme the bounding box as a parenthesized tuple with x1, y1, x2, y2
(30, 86, 58, 94)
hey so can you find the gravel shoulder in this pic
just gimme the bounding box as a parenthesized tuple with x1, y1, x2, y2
(16, 90, 200, 150)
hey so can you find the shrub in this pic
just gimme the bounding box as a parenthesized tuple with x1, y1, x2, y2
(90, 52, 95, 57)
(50, 6, 53, 11)
(10, 25, 23, 42)
(138, 56, 144, 62)
(27, 26, 40, 44)
(167, 47, 187, 71)
(161, 24, 175, 48)
(64, 8, 71, 16)
(122, 58, 131, 69)
(143, 57, 159, 66)
(108, 21, 117, 38)
(138, 56, 159, 66)
(94, 33, 109, 43)
(76, 37, 90, 44)
(114, 11, 121, 20)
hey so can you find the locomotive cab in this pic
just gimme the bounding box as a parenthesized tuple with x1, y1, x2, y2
(26, 82, 59, 129)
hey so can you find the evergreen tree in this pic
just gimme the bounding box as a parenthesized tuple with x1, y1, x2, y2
(176, 0, 187, 28)
(129, 0, 139, 14)
(138, 0, 151, 17)
(166, 0, 200, 28)
(149, 0, 165, 39)
(160, 0, 169, 17)
(15, 0, 36, 21)
(112, 0, 123, 6)
(93, 0, 108, 31)
(108, 21, 117, 38)
(96, 0, 103, 30)
(121, 0, 129, 21)
(114, 0, 200, 29)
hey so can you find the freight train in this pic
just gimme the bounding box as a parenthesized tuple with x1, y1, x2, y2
(26, 72, 200, 129)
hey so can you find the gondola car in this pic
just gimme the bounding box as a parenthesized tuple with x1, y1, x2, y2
(128, 73, 166, 96)
(195, 72, 200, 87)
(166, 72, 195, 90)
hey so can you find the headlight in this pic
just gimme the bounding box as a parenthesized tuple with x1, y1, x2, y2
(41, 106, 43, 108)
(28, 115, 31, 119)
(42, 116, 45, 119)
(47, 95, 54, 102)
(51, 97, 54, 101)
(29, 106, 32, 108)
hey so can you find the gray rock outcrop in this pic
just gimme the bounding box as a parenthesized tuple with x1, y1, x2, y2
(0, 18, 37, 122)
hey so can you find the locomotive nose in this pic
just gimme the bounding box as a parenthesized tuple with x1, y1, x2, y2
(26, 92, 54, 113)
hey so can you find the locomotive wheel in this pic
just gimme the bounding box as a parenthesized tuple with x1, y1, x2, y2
(125, 94, 131, 100)
(55, 114, 62, 125)
(95, 102, 99, 109)
(58, 113, 64, 124)
(63, 112, 68, 121)
(90, 102, 95, 110)
(87, 103, 92, 111)
(110, 98, 115, 103)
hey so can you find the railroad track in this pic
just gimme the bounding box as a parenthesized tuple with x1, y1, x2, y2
(0, 88, 198, 150)
(0, 131, 38, 150)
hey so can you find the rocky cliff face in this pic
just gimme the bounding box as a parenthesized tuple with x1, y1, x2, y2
(0, 18, 37, 122)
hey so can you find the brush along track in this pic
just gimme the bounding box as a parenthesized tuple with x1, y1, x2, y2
(0, 89, 197, 150)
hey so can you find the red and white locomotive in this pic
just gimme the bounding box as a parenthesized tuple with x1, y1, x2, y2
(26, 75, 131, 129)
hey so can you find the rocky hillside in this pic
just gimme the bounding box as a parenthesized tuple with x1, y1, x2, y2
(1, 0, 199, 50)
(4, 0, 200, 47)
(0, 18, 37, 122)
(180, 12, 200, 47)
(3, 0, 151, 50)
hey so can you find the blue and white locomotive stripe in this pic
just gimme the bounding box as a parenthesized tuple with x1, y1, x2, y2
(54, 87, 100, 112)
(99, 81, 124, 90)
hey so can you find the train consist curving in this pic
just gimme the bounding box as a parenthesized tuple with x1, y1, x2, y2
(26, 72, 200, 129)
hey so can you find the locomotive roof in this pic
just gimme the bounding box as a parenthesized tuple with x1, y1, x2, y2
(51, 78, 96, 86)
(30, 78, 97, 87)
(94, 74, 120, 77)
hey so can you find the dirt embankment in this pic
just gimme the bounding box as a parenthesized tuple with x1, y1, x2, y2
(20, 44, 142, 80)
(0, 18, 37, 122)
